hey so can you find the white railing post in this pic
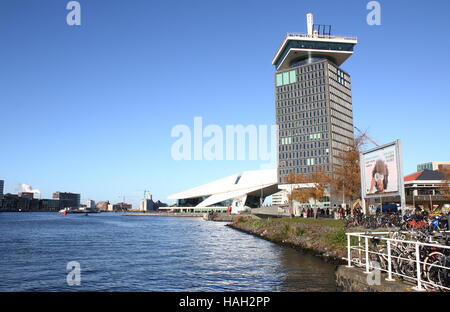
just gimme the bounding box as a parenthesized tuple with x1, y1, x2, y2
(386, 240, 394, 281)
(365, 237, 370, 274)
(341, 232, 450, 291)
(415, 243, 424, 291)
(347, 233, 352, 267)
(358, 236, 362, 263)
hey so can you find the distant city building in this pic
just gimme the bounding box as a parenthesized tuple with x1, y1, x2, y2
(40, 199, 61, 211)
(140, 198, 155, 212)
(154, 200, 168, 209)
(96, 201, 111, 211)
(1, 194, 18, 211)
(19, 192, 34, 200)
(417, 162, 450, 172)
(0, 194, 59, 212)
(139, 191, 158, 211)
(138, 199, 168, 211)
(0, 180, 4, 200)
(1, 194, 38, 211)
(273, 14, 357, 207)
(52, 192, 80, 209)
(86, 200, 96, 210)
(112, 202, 132, 211)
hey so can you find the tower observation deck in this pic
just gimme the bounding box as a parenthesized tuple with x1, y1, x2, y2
(272, 14, 357, 71)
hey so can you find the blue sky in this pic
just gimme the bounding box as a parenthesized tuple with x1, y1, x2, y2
(1, 0, 449, 206)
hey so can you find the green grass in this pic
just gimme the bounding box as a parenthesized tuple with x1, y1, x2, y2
(233, 215, 352, 257)
(268, 217, 344, 229)
(295, 227, 305, 236)
(282, 224, 291, 235)
(252, 220, 264, 229)
(327, 229, 347, 247)
(326, 228, 359, 249)
(234, 216, 247, 224)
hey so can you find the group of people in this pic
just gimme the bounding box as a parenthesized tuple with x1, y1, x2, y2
(301, 208, 330, 218)
(335, 207, 348, 220)
(299, 208, 333, 218)
(296, 204, 364, 219)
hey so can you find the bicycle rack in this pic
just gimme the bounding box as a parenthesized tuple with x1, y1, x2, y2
(345, 231, 450, 291)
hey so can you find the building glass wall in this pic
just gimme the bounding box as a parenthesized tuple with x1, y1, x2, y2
(275, 58, 354, 185)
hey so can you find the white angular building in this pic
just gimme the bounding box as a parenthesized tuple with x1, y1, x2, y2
(167, 169, 279, 214)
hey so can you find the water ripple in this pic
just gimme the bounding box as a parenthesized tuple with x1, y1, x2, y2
(0, 213, 337, 291)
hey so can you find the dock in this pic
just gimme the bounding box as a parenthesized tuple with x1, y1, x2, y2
(123, 212, 236, 222)
(202, 212, 234, 222)
(123, 212, 204, 217)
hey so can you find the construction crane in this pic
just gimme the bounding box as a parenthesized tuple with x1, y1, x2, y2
(354, 126, 380, 147)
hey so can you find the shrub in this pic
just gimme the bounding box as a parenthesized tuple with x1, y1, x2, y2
(252, 221, 264, 229)
(295, 227, 305, 236)
(282, 224, 290, 235)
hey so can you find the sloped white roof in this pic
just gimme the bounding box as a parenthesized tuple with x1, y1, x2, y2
(168, 169, 278, 207)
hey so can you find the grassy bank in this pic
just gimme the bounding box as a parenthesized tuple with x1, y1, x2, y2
(228, 216, 348, 262)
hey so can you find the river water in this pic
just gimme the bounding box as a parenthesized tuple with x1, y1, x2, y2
(0, 213, 337, 291)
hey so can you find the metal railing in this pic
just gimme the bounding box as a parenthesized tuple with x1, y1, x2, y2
(273, 33, 358, 61)
(285, 33, 358, 41)
(344, 231, 450, 291)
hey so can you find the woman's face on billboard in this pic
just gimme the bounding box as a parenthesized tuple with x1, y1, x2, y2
(374, 172, 384, 191)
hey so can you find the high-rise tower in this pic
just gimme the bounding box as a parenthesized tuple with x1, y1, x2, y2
(273, 14, 357, 202)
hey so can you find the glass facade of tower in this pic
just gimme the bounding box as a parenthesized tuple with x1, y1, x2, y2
(275, 58, 354, 184)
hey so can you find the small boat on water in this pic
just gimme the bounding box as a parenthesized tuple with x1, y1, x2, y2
(59, 208, 72, 215)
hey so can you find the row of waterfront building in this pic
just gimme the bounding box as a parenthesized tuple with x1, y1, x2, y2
(0, 187, 81, 212)
(0, 180, 167, 212)
(167, 162, 450, 214)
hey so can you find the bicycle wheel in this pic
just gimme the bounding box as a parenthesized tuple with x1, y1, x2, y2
(438, 256, 450, 289)
(423, 251, 445, 289)
(398, 246, 417, 278)
(390, 247, 403, 274)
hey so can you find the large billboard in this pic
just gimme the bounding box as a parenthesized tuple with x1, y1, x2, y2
(360, 140, 404, 198)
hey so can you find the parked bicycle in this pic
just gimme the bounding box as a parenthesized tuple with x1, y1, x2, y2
(362, 230, 450, 291)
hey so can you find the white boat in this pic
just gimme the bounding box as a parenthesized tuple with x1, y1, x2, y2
(59, 207, 72, 214)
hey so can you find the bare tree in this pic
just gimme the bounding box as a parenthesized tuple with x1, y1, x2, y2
(331, 135, 367, 207)
(286, 168, 330, 218)
(286, 173, 310, 203)
(307, 168, 330, 218)
(286, 173, 309, 216)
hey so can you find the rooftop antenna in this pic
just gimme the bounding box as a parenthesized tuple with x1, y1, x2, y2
(307, 13, 314, 36)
